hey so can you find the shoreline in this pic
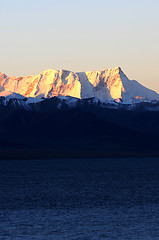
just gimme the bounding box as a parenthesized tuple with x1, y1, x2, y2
(0, 148, 159, 160)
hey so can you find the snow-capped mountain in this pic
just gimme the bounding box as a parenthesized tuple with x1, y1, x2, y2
(0, 67, 158, 103)
(0, 68, 159, 158)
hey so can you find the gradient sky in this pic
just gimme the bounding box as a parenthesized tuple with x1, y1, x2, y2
(1, 0, 159, 92)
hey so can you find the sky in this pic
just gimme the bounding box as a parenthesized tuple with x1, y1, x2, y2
(0, 0, 159, 92)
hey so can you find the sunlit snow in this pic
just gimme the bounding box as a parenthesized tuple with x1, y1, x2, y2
(0, 67, 158, 103)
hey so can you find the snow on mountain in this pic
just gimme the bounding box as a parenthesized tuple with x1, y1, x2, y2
(0, 67, 158, 103)
(26, 97, 44, 104)
(0, 91, 26, 101)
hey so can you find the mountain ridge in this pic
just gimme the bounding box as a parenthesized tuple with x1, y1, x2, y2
(0, 67, 158, 103)
(0, 67, 159, 159)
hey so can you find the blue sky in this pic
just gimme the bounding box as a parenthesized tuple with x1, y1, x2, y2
(1, 0, 159, 92)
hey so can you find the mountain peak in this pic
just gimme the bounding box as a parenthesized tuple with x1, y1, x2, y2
(114, 66, 121, 72)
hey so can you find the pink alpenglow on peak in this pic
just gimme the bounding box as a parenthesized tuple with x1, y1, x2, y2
(0, 68, 158, 103)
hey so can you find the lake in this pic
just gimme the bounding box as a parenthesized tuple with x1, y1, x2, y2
(0, 158, 159, 239)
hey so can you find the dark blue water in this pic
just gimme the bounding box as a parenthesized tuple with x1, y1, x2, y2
(1, 158, 159, 239)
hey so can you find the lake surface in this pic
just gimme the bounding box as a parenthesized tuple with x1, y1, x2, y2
(0, 158, 159, 239)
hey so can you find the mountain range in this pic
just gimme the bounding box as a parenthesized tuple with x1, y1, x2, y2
(0, 67, 158, 104)
(0, 67, 159, 159)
